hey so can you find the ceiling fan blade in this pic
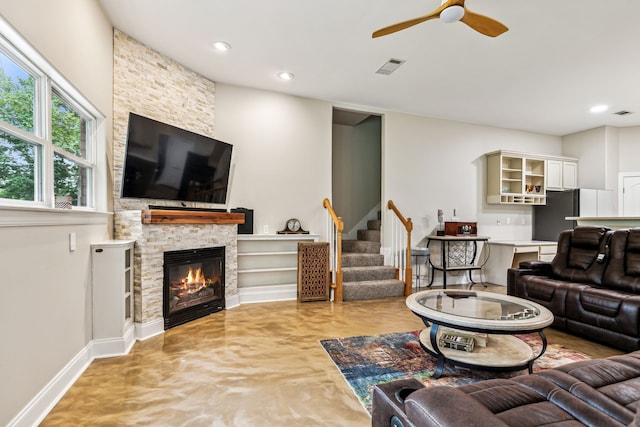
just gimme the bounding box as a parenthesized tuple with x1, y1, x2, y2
(460, 9, 508, 37)
(372, 7, 445, 38)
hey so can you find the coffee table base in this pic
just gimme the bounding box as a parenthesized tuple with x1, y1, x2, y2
(418, 327, 546, 379)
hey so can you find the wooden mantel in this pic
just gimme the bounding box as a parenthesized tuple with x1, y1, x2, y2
(141, 209, 245, 225)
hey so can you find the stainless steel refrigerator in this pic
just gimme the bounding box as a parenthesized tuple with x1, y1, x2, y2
(532, 189, 614, 241)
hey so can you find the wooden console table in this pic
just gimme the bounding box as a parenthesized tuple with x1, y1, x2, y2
(426, 234, 490, 289)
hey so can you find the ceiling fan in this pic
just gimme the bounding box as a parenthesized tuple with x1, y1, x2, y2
(372, 0, 508, 39)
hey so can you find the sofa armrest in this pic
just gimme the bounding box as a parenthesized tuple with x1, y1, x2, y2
(507, 262, 553, 296)
(404, 386, 509, 427)
(372, 378, 423, 427)
(518, 261, 551, 270)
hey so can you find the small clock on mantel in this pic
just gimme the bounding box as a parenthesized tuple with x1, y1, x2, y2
(277, 218, 309, 234)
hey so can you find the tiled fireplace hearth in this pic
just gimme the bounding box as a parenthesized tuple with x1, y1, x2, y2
(115, 210, 240, 339)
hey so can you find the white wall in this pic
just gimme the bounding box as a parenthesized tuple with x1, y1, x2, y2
(605, 126, 620, 191)
(563, 127, 608, 189)
(562, 125, 640, 213)
(619, 127, 640, 173)
(382, 112, 563, 247)
(332, 117, 382, 234)
(215, 84, 332, 238)
(0, 1, 113, 425)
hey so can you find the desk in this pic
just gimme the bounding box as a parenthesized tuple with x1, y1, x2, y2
(426, 235, 490, 289)
(484, 241, 557, 286)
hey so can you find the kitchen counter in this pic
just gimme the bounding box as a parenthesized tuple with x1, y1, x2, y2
(567, 217, 640, 229)
(483, 240, 558, 286)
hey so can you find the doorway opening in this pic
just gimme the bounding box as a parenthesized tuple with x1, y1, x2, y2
(331, 108, 382, 239)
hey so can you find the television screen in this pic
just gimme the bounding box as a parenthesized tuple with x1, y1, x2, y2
(121, 113, 233, 204)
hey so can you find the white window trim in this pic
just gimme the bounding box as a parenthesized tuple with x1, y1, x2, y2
(0, 15, 107, 213)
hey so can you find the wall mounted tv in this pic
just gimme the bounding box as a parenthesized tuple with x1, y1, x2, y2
(121, 113, 233, 205)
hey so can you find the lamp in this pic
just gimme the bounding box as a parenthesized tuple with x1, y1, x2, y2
(440, 5, 465, 23)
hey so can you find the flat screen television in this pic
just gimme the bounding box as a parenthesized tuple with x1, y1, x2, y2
(121, 113, 233, 205)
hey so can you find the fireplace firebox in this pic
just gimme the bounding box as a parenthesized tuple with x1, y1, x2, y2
(163, 246, 225, 329)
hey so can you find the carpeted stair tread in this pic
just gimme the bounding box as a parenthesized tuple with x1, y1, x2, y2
(340, 212, 403, 302)
(357, 229, 380, 243)
(342, 240, 380, 254)
(367, 219, 381, 231)
(342, 266, 397, 282)
(342, 279, 405, 301)
(342, 253, 385, 267)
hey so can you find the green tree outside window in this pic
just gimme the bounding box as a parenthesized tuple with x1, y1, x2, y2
(0, 52, 88, 205)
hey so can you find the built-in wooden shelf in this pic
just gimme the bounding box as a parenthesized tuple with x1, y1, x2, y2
(141, 209, 245, 225)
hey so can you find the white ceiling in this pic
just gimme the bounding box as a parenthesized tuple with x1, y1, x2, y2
(98, 0, 640, 136)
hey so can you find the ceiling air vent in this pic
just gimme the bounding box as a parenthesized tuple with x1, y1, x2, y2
(376, 58, 406, 75)
(614, 110, 633, 116)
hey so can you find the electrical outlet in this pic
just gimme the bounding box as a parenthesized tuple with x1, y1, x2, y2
(263, 225, 269, 234)
(506, 217, 511, 225)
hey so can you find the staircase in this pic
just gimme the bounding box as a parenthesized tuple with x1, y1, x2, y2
(341, 218, 405, 301)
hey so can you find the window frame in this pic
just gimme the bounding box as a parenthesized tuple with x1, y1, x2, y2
(0, 18, 103, 211)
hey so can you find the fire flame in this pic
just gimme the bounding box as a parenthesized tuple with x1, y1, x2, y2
(185, 267, 207, 285)
(170, 267, 215, 298)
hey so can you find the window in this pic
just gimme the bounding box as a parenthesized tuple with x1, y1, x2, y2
(0, 35, 97, 209)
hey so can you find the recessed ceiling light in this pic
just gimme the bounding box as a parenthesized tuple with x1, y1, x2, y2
(277, 72, 295, 81)
(590, 104, 608, 113)
(211, 41, 231, 52)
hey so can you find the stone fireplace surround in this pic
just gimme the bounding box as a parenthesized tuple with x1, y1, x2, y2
(111, 30, 238, 340)
(115, 210, 240, 340)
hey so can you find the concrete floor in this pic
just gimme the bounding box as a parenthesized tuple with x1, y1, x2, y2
(41, 285, 622, 426)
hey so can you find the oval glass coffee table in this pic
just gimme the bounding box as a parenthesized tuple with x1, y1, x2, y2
(406, 289, 554, 378)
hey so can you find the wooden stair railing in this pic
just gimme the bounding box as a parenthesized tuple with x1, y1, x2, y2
(323, 198, 344, 302)
(387, 200, 413, 296)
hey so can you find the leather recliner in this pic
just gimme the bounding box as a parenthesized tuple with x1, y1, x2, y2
(371, 351, 640, 427)
(509, 227, 640, 351)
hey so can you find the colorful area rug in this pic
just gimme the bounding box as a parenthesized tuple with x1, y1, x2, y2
(320, 330, 591, 413)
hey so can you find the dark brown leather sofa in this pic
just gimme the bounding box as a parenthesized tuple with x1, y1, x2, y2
(371, 351, 640, 427)
(508, 226, 640, 351)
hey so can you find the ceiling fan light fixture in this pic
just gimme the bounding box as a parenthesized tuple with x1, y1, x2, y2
(440, 5, 465, 23)
(277, 72, 295, 81)
(211, 41, 231, 52)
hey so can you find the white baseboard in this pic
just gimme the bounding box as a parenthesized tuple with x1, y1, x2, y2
(238, 284, 297, 304)
(226, 293, 240, 309)
(9, 325, 145, 426)
(9, 302, 251, 426)
(135, 318, 165, 341)
(90, 324, 136, 359)
(7, 344, 93, 427)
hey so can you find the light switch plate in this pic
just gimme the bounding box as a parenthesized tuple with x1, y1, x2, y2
(69, 232, 76, 251)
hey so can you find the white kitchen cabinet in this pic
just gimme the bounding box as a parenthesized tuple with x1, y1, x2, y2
(486, 151, 546, 205)
(91, 240, 136, 357)
(487, 151, 579, 204)
(546, 158, 578, 190)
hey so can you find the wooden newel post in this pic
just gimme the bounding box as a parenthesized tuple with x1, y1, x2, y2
(405, 218, 413, 296)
